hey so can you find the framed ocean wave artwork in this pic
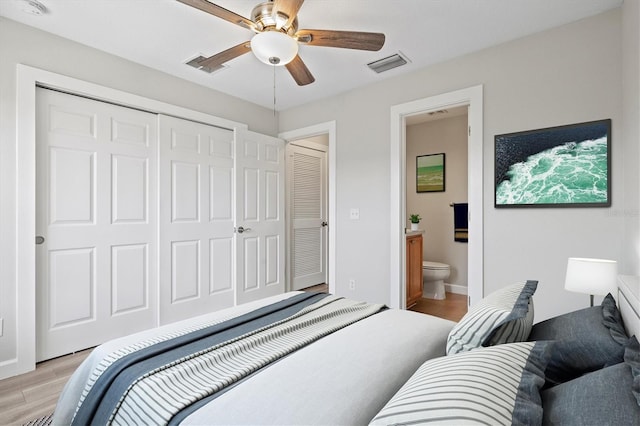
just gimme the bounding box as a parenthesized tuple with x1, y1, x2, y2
(417, 153, 445, 193)
(494, 119, 611, 208)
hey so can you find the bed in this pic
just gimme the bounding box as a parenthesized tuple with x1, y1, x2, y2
(53, 278, 640, 426)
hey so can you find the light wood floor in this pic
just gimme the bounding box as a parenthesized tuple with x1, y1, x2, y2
(409, 292, 468, 322)
(301, 284, 467, 322)
(1, 287, 464, 425)
(0, 349, 92, 425)
(300, 283, 328, 293)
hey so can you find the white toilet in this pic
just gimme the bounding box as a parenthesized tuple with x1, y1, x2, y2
(422, 261, 450, 300)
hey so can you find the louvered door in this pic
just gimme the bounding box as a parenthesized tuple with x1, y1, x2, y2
(287, 143, 327, 290)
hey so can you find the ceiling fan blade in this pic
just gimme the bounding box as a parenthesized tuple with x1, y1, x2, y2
(285, 55, 315, 86)
(296, 29, 385, 51)
(272, 0, 304, 29)
(177, 0, 256, 31)
(198, 42, 252, 69)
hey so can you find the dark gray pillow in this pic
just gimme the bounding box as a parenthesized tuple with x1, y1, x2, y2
(528, 293, 629, 386)
(542, 337, 640, 426)
(628, 337, 640, 406)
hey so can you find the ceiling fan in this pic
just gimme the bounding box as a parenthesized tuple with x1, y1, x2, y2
(178, 0, 386, 86)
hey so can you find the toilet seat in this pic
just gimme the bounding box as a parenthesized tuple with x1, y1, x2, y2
(422, 261, 449, 270)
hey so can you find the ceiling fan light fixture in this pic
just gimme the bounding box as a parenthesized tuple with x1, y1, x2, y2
(251, 31, 298, 66)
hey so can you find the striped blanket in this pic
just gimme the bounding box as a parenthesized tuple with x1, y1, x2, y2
(71, 293, 385, 425)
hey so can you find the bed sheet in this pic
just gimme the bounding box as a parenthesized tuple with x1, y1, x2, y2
(53, 292, 455, 425)
(181, 308, 455, 425)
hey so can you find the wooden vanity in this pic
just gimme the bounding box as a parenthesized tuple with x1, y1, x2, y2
(406, 231, 424, 308)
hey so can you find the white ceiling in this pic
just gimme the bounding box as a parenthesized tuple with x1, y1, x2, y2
(0, 0, 622, 111)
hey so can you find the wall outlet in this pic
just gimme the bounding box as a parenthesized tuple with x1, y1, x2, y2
(349, 279, 356, 290)
(349, 208, 360, 220)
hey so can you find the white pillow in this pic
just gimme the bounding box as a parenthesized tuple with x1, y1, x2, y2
(446, 280, 537, 355)
(370, 341, 551, 426)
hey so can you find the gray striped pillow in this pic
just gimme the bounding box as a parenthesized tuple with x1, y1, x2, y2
(446, 280, 537, 355)
(369, 341, 551, 426)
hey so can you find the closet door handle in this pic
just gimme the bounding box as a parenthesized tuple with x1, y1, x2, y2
(321, 221, 328, 227)
(35, 236, 45, 245)
(236, 226, 251, 234)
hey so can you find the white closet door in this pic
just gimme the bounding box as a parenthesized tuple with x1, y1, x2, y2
(235, 129, 285, 304)
(159, 115, 235, 324)
(287, 143, 327, 290)
(36, 88, 157, 361)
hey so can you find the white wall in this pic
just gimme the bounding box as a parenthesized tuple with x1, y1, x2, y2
(622, 0, 640, 276)
(0, 18, 275, 370)
(280, 9, 632, 321)
(406, 115, 468, 290)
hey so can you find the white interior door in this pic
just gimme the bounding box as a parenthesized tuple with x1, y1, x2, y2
(159, 115, 235, 324)
(34, 90, 284, 360)
(36, 88, 158, 361)
(287, 143, 327, 290)
(235, 129, 285, 304)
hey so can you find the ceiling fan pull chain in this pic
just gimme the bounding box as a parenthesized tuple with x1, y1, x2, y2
(273, 64, 277, 118)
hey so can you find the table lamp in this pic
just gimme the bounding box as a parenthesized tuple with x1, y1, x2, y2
(564, 257, 618, 306)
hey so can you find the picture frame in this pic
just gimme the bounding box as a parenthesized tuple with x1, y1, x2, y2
(494, 119, 611, 208)
(417, 153, 445, 193)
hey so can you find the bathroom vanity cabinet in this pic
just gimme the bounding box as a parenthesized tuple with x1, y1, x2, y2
(406, 233, 423, 307)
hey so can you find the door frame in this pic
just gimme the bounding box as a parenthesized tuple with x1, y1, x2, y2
(13, 64, 247, 378)
(279, 122, 336, 295)
(389, 85, 484, 309)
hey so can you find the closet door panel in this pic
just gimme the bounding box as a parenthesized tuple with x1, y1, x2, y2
(36, 88, 158, 361)
(111, 243, 148, 314)
(112, 155, 148, 223)
(235, 129, 285, 304)
(159, 115, 235, 324)
(210, 237, 233, 294)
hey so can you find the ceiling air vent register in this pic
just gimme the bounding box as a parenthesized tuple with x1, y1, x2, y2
(367, 52, 410, 73)
(186, 56, 228, 74)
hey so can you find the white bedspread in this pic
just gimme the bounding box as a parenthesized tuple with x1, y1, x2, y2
(53, 292, 455, 425)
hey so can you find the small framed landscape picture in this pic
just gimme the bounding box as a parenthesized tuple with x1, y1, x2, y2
(494, 119, 611, 208)
(417, 153, 445, 193)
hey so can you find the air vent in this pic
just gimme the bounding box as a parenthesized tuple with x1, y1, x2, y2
(186, 56, 226, 74)
(367, 52, 410, 74)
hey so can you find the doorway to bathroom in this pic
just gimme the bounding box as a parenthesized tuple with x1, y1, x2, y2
(405, 106, 469, 321)
(389, 85, 484, 312)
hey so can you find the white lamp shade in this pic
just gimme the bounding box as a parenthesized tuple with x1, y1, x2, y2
(564, 257, 617, 296)
(250, 31, 298, 66)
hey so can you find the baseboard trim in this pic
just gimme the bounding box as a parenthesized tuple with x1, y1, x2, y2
(445, 283, 468, 295)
